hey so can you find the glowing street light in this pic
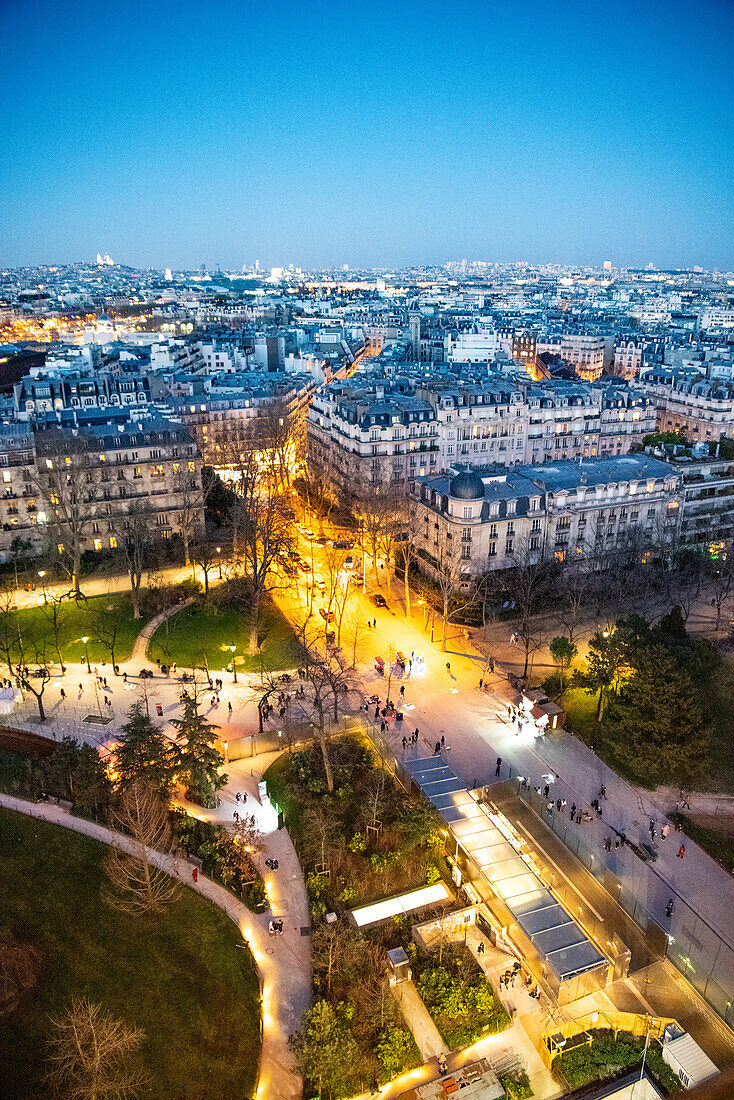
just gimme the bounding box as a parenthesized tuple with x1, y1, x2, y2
(217, 546, 222, 579)
(227, 644, 237, 683)
(81, 636, 91, 674)
(37, 569, 47, 604)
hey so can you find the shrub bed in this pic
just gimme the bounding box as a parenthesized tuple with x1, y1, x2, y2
(410, 941, 510, 1049)
(552, 1030, 681, 1093)
(170, 808, 267, 912)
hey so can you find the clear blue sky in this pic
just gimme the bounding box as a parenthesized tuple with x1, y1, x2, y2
(1, 0, 732, 271)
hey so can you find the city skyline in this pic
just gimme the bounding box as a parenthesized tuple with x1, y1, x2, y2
(1, 0, 732, 271)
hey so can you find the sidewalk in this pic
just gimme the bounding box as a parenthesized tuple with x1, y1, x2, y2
(0, 782, 311, 1100)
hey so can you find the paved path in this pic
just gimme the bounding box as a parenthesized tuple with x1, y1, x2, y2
(392, 981, 448, 1061)
(0, 783, 311, 1100)
(130, 596, 194, 663)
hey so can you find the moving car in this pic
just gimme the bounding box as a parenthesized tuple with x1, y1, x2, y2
(333, 539, 354, 550)
(370, 592, 388, 608)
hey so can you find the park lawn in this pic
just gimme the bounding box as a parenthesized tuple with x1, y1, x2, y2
(148, 596, 303, 673)
(0, 808, 261, 1100)
(6, 594, 147, 667)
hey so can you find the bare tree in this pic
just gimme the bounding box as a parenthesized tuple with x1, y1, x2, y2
(554, 558, 591, 644)
(302, 804, 341, 868)
(0, 928, 42, 1015)
(300, 467, 337, 534)
(311, 922, 363, 997)
(46, 996, 147, 1100)
(709, 552, 734, 631)
(32, 428, 101, 596)
(41, 591, 72, 671)
(226, 441, 294, 651)
(505, 536, 554, 678)
(190, 538, 219, 597)
(91, 605, 122, 673)
(104, 782, 179, 915)
(113, 503, 153, 620)
(395, 500, 422, 617)
(353, 475, 401, 589)
(171, 458, 206, 568)
(430, 536, 477, 653)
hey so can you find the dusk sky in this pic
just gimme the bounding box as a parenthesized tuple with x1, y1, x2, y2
(1, 0, 732, 271)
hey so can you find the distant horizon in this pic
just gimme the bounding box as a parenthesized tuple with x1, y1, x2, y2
(4, 256, 733, 276)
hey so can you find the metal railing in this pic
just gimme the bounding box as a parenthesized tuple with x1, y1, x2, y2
(519, 787, 734, 1027)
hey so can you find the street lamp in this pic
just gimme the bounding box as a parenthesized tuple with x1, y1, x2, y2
(38, 570, 47, 604)
(228, 645, 237, 683)
(81, 636, 91, 674)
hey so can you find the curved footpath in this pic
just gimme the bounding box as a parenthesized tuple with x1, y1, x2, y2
(0, 789, 310, 1100)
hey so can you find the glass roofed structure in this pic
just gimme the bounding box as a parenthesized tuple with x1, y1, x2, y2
(403, 754, 629, 1003)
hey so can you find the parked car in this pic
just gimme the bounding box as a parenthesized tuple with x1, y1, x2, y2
(344, 555, 354, 567)
(315, 536, 331, 546)
(333, 539, 354, 550)
(370, 592, 388, 608)
(282, 562, 297, 576)
(319, 608, 335, 622)
(298, 561, 312, 573)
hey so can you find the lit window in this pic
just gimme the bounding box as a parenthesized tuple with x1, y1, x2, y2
(188, 461, 195, 473)
(109, 536, 117, 549)
(45, 459, 53, 469)
(57, 543, 64, 554)
(2, 471, 10, 483)
(94, 538, 103, 551)
(36, 511, 47, 524)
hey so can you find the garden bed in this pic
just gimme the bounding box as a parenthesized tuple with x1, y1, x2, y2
(410, 941, 510, 1049)
(268, 733, 447, 1094)
(551, 1030, 681, 1093)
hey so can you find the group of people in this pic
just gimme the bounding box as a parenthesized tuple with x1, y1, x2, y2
(498, 961, 522, 990)
(268, 918, 284, 936)
(401, 729, 420, 748)
(265, 857, 280, 871)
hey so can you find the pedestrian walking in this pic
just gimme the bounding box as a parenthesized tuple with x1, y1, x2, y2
(556, 798, 562, 812)
(399, 684, 405, 697)
(543, 784, 550, 799)
(228, 701, 233, 714)
(666, 899, 674, 918)
(661, 823, 670, 840)
(682, 793, 691, 810)
(434, 741, 441, 755)
(192, 867, 198, 883)
(677, 844, 686, 858)
(599, 785, 607, 799)
(60, 687, 66, 700)
(441, 734, 445, 746)
(570, 803, 576, 818)
(479, 678, 483, 690)
(236, 791, 241, 803)
(414, 728, 419, 743)
(496, 757, 502, 777)
(446, 661, 451, 673)
(402, 736, 407, 750)
(477, 941, 485, 955)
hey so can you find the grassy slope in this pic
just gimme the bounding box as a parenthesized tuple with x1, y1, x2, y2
(0, 809, 261, 1100)
(6, 594, 147, 666)
(148, 598, 302, 672)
